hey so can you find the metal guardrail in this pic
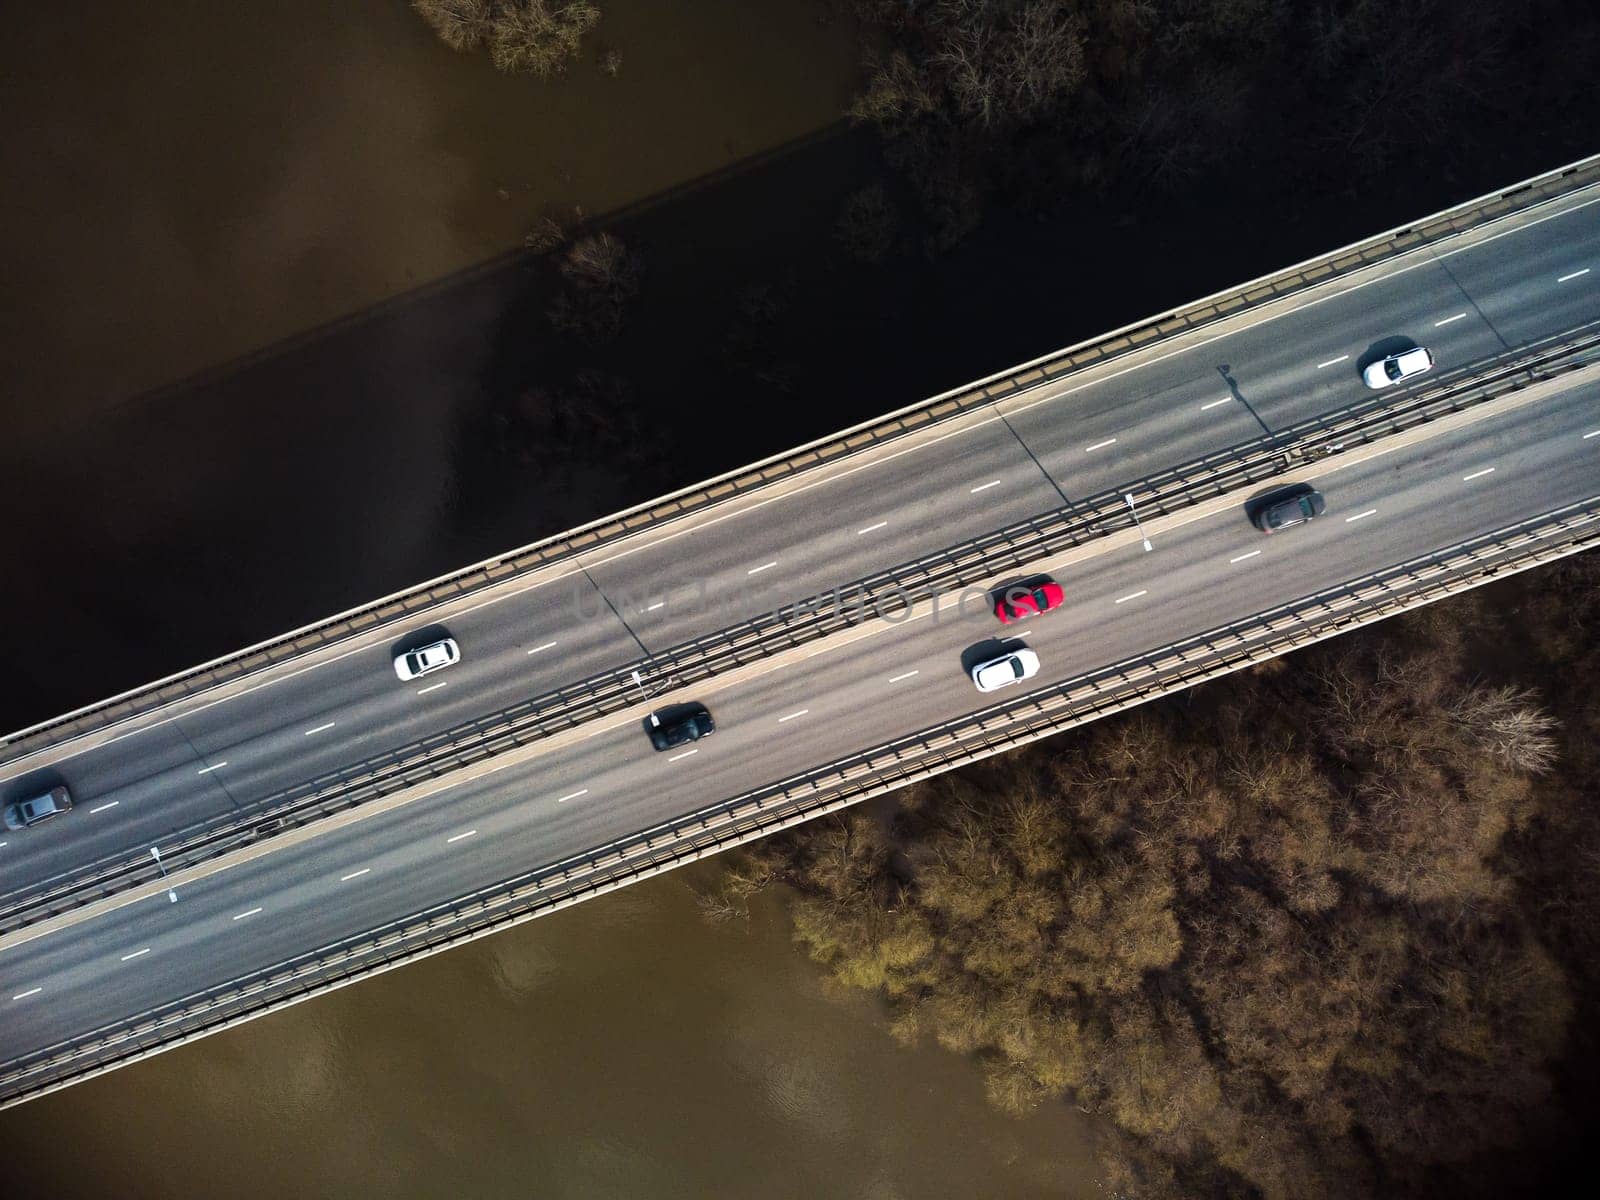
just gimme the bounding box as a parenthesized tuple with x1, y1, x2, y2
(7, 327, 1595, 931)
(5, 496, 1596, 1109)
(7, 152, 1600, 764)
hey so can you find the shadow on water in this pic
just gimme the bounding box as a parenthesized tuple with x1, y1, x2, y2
(1, 118, 1585, 733)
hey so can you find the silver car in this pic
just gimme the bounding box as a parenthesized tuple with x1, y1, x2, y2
(4, 786, 73, 831)
(1362, 346, 1434, 388)
(393, 637, 460, 681)
(971, 647, 1041, 693)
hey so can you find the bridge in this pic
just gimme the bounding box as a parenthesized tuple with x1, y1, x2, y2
(2, 154, 1598, 1108)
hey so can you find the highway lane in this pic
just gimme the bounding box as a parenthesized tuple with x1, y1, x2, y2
(2, 187, 1597, 909)
(3, 374, 1596, 1065)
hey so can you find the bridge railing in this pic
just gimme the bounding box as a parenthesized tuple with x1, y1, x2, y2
(4, 495, 1595, 1109)
(7, 151, 1600, 764)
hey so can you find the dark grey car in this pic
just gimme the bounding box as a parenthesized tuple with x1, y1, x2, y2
(646, 703, 715, 751)
(1249, 484, 1327, 534)
(4, 785, 73, 830)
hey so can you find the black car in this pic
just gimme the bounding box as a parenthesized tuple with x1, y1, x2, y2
(646, 703, 716, 751)
(1249, 484, 1327, 534)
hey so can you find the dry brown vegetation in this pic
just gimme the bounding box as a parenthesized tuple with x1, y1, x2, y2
(840, 0, 1585, 252)
(705, 555, 1600, 1198)
(413, 0, 600, 78)
(546, 232, 643, 340)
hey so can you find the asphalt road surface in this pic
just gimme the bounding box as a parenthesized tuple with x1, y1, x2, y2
(2, 186, 1597, 1074)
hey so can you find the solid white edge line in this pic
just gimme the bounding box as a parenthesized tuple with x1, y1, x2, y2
(668, 748, 698, 762)
(446, 829, 478, 844)
(1345, 509, 1378, 523)
(1558, 267, 1591, 282)
(1462, 467, 1496, 481)
(303, 722, 335, 736)
(526, 641, 558, 655)
(1315, 355, 1349, 369)
(232, 907, 263, 921)
(1114, 590, 1148, 605)
(968, 480, 1001, 494)
(1084, 437, 1118, 452)
(557, 789, 590, 803)
(1433, 312, 1469, 326)
(11, 988, 42, 1000)
(1200, 397, 1232, 410)
(746, 561, 778, 575)
(777, 709, 809, 723)
(88, 801, 120, 814)
(120, 948, 151, 961)
(340, 868, 371, 882)
(1230, 550, 1262, 563)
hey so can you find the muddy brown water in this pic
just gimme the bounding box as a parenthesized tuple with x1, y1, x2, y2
(0, 0, 859, 445)
(0, 875, 1102, 1198)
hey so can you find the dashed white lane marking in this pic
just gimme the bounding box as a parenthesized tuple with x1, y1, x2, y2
(527, 641, 559, 655)
(1583, 429, 1600, 439)
(668, 748, 698, 762)
(557, 788, 590, 804)
(232, 907, 263, 921)
(0, 841, 8, 849)
(1230, 550, 1262, 563)
(1345, 508, 1378, 523)
(197, 762, 227, 775)
(777, 709, 809, 723)
(857, 521, 888, 535)
(1462, 467, 1496, 481)
(340, 868, 371, 882)
(1558, 267, 1591, 282)
(416, 681, 449, 695)
(1114, 590, 1148, 605)
(968, 480, 1002, 494)
(1200, 397, 1232, 411)
(1316, 355, 1349, 369)
(1084, 437, 1118, 453)
(1433, 312, 1468, 327)
(89, 800, 120, 814)
(747, 561, 778, 575)
(646, 601, 665, 611)
(446, 829, 478, 844)
(304, 722, 336, 736)
(888, 670, 920, 683)
(121, 948, 151, 962)
(11, 988, 42, 1001)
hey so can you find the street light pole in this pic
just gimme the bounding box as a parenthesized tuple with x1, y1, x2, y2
(1124, 493, 1154, 552)
(150, 846, 178, 903)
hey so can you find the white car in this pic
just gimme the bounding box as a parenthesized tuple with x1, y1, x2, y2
(971, 647, 1041, 693)
(394, 637, 460, 681)
(1362, 346, 1434, 389)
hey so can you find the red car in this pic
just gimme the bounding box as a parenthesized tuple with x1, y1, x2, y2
(994, 581, 1065, 624)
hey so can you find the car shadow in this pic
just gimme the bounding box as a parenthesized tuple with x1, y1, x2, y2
(2, 770, 67, 808)
(960, 637, 1026, 675)
(1358, 335, 1420, 374)
(389, 623, 453, 658)
(986, 573, 1055, 609)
